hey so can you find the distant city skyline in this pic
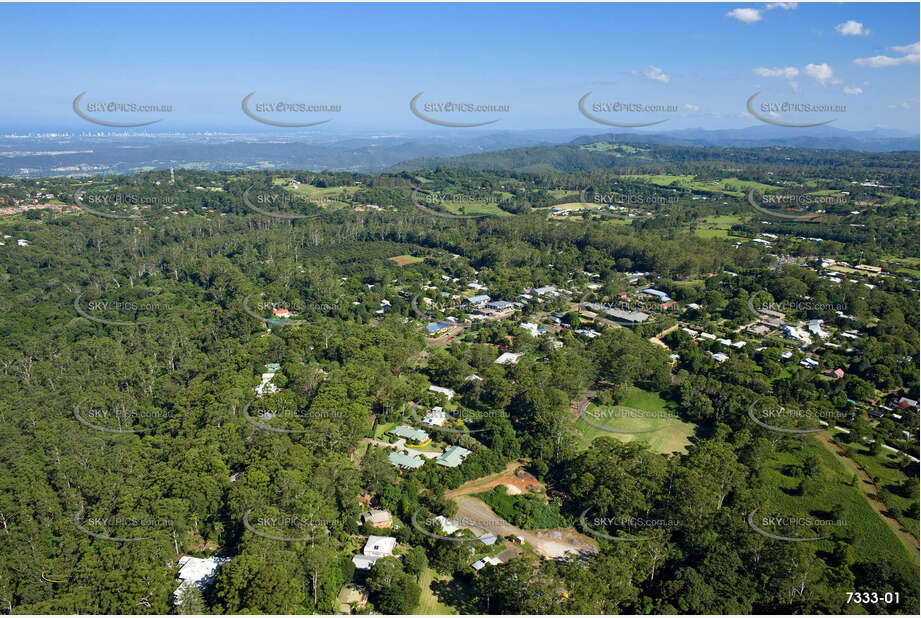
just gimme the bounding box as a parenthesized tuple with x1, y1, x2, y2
(0, 2, 918, 133)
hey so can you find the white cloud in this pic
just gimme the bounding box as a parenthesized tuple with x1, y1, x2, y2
(889, 41, 920, 55)
(644, 66, 670, 83)
(684, 104, 700, 112)
(835, 20, 869, 36)
(804, 63, 834, 85)
(843, 87, 863, 95)
(888, 102, 911, 110)
(766, 2, 798, 10)
(855, 42, 920, 67)
(727, 8, 762, 23)
(754, 66, 800, 79)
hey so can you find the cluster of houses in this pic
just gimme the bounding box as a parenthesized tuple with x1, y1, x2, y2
(679, 327, 748, 364)
(385, 421, 473, 471)
(383, 395, 474, 471)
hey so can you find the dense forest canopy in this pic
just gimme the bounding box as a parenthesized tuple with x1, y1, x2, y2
(0, 145, 918, 615)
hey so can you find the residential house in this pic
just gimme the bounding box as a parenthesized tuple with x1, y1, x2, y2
(495, 352, 524, 365)
(896, 397, 919, 410)
(519, 322, 540, 337)
(782, 325, 811, 344)
(428, 385, 456, 400)
(605, 308, 649, 323)
(422, 406, 447, 426)
(436, 445, 471, 468)
(361, 509, 393, 529)
(427, 321, 454, 335)
(478, 532, 498, 545)
(433, 515, 461, 535)
(640, 288, 672, 302)
(824, 368, 845, 379)
(173, 556, 231, 604)
(464, 295, 491, 307)
(388, 451, 424, 470)
(807, 319, 829, 338)
(390, 425, 430, 444)
(352, 535, 397, 570)
(472, 556, 503, 571)
(528, 285, 558, 297)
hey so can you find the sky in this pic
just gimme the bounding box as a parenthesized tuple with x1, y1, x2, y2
(0, 2, 918, 134)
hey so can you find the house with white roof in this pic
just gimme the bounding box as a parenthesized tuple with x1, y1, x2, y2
(428, 385, 455, 400)
(464, 295, 491, 307)
(807, 319, 829, 338)
(471, 555, 504, 572)
(422, 406, 447, 426)
(782, 325, 811, 344)
(352, 535, 398, 570)
(519, 322, 540, 337)
(495, 352, 524, 366)
(173, 556, 231, 604)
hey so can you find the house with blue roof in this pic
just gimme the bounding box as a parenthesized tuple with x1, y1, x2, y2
(641, 288, 672, 302)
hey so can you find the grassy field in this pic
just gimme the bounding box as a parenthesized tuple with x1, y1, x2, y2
(580, 143, 640, 154)
(573, 387, 696, 454)
(758, 434, 918, 584)
(439, 200, 510, 217)
(621, 174, 783, 199)
(623, 174, 695, 187)
(271, 177, 357, 210)
(414, 568, 460, 614)
(851, 445, 920, 542)
(717, 177, 779, 195)
(882, 257, 920, 279)
(694, 214, 744, 239)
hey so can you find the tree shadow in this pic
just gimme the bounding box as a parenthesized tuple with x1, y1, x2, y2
(430, 574, 477, 613)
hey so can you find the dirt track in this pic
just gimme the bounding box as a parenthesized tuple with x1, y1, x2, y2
(452, 495, 597, 559)
(445, 461, 598, 559)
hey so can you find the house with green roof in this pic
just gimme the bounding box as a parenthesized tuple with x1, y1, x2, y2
(388, 451, 424, 470)
(436, 445, 471, 468)
(390, 425, 430, 444)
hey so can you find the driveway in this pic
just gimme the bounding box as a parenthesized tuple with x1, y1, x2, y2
(452, 495, 597, 559)
(362, 437, 441, 459)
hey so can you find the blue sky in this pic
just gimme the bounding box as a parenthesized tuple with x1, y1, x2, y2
(0, 2, 918, 133)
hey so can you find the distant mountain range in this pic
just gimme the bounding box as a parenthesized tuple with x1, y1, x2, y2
(0, 126, 915, 178)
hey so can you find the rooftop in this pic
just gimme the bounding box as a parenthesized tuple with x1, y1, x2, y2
(436, 445, 471, 468)
(388, 450, 424, 469)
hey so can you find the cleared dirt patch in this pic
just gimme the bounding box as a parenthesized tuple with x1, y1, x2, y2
(389, 255, 423, 266)
(446, 462, 544, 499)
(453, 495, 596, 559)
